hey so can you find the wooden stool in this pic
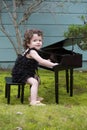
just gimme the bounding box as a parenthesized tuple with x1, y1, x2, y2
(5, 77, 25, 104)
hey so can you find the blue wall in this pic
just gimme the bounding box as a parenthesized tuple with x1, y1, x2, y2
(0, 0, 87, 69)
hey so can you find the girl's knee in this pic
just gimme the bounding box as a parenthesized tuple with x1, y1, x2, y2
(27, 77, 38, 85)
(32, 78, 38, 85)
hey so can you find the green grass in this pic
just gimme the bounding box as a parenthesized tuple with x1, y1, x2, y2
(0, 69, 87, 130)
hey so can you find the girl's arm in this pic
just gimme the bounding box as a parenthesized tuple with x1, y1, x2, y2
(29, 50, 58, 68)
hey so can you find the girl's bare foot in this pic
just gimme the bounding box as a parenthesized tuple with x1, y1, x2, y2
(37, 97, 44, 101)
(28, 96, 44, 102)
(30, 101, 46, 106)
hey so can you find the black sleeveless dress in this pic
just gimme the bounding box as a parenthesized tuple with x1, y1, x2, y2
(12, 48, 38, 83)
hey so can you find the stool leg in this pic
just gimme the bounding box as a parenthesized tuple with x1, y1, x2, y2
(7, 84, 10, 104)
(21, 85, 24, 103)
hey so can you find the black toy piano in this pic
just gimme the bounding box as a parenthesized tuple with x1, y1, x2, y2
(39, 39, 82, 104)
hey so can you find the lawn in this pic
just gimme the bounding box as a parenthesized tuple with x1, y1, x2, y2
(0, 69, 87, 130)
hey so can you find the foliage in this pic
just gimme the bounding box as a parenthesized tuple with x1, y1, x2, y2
(64, 23, 87, 50)
(0, 69, 87, 129)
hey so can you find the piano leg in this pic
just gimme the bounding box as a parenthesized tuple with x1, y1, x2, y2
(66, 69, 69, 93)
(54, 70, 59, 104)
(70, 68, 73, 96)
(54, 68, 73, 104)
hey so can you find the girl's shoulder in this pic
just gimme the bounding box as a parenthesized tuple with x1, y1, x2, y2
(23, 48, 38, 56)
(29, 48, 38, 52)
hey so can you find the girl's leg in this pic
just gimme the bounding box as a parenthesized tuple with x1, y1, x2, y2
(34, 75, 44, 101)
(27, 77, 38, 103)
(27, 77, 45, 106)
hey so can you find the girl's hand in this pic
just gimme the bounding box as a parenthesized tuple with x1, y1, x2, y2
(54, 63, 59, 66)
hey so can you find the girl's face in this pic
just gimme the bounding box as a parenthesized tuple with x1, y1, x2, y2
(28, 34, 43, 50)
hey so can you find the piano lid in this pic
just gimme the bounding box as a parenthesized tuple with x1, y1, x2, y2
(42, 39, 66, 51)
(39, 39, 75, 63)
(42, 38, 77, 53)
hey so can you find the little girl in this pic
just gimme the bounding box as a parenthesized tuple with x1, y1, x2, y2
(12, 29, 58, 106)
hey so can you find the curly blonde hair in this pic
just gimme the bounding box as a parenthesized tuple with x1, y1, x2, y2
(23, 29, 43, 49)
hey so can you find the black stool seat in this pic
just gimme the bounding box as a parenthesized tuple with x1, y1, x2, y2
(5, 77, 25, 104)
